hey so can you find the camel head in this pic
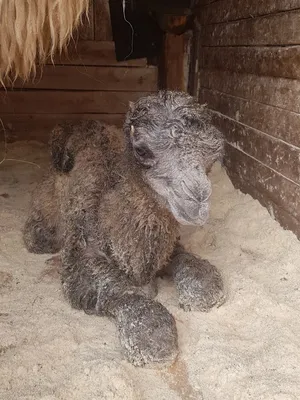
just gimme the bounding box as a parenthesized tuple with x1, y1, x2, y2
(124, 90, 224, 226)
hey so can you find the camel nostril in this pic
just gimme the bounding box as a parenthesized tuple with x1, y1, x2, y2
(181, 181, 199, 202)
(198, 202, 209, 221)
(181, 180, 212, 203)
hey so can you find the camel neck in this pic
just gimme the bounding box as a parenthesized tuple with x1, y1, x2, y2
(123, 147, 177, 225)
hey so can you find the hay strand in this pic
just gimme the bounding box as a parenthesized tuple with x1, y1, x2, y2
(0, 118, 41, 168)
(0, 0, 89, 85)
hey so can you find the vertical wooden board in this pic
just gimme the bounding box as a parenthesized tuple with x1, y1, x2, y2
(202, 46, 300, 80)
(199, 88, 300, 148)
(163, 33, 185, 91)
(187, 30, 201, 96)
(78, 0, 95, 40)
(94, 0, 113, 41)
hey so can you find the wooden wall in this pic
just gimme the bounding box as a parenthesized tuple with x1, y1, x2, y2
(197, 0, 300, 238)
(0, 0, 158, 142)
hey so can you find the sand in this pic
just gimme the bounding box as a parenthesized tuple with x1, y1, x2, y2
(1, 141, 300, 400)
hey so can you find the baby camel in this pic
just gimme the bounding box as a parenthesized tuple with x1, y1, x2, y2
(23, 90, 225, 367)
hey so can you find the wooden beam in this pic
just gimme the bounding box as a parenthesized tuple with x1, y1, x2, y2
(159, 15, 190, 91)
(162, 33, 185, 90)
(2, 114, 125, 143)
(94, 0, 113, 41)
(51, 41, 147, 67)
(0, 90, 152, 114)
(78, 0, 94, 40)
(9, 66, 158, 92)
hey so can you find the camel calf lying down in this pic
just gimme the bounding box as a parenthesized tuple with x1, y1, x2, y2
(23, 91, 225, 367)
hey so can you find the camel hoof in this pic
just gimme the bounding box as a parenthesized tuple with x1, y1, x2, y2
(174, 257, 226, 312)
(114, 294, 178, 367)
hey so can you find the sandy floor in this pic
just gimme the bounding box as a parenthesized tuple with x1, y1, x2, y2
(1, 141, 300, 400)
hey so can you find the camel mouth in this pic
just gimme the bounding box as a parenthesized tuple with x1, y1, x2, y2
(169, 200, 210, 226)
(174, 214, 209, 227)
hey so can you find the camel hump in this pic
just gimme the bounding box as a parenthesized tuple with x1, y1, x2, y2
(49, 120, 104, 173)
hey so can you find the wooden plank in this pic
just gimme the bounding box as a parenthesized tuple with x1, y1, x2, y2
(10, 66, 158, 92)
(199, 88, 300, 148)
(0, 90, 151, 114)
(187, 29, 201, 96)
(51, 41, 147, 67)
(212, 114, 300, 184)
(94, 0, 113, 41)
(202, 46, 300, 80)
(78, 0, 94, 40)
(1, 114, 124, 143)
(225, 159, 300, 240)
(162, 32, 186, 90)
(201, 70, 300, 113)
(202, 11, 300, 46)
(197, 0, 220, 5)
(198, 0, 300, 25)
(224, 144, 300, 222)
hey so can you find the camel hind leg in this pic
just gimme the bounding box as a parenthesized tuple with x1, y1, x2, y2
(23, 169, 63, 254)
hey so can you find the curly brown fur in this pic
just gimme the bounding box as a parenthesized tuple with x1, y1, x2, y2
(23, 90, 225, 367)
(50, 120, 105, 173)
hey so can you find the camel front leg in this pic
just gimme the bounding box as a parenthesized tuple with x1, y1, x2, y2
(169, 243, 226, 312)
(60, 214, 178, 367)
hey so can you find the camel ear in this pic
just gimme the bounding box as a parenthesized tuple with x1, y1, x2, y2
(128, 101, 135, 111)
(130, 125, 135, 139)
(129, 124, 140, 141)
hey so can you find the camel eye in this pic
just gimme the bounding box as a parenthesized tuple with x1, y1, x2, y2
(133, 145, 155, 167)
(135, 147, 147, 158)
(134, 145, 153, 160)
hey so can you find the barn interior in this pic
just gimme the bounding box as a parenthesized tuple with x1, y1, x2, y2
(1, 1, 300, 399)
